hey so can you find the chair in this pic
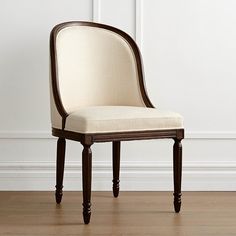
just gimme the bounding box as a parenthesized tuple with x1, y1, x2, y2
(49, 21, 184, 224)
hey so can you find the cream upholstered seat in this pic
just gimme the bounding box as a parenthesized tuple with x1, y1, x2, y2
(65, 106, 183, 133)
(50, 21, 184, 225)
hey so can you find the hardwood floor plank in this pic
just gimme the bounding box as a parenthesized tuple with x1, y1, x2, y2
(0, 192, 236, 235)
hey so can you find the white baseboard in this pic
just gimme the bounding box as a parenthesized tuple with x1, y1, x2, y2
(0, 161, 236, 191)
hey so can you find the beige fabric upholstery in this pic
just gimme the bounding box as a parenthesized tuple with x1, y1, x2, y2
(49, 68, 62, 129)
(50, 24, 184, 133)
(56, 26, 145, 114)
(64, 106, 183, 134)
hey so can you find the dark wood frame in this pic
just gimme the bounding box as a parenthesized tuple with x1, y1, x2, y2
(50, 21, 184, 224)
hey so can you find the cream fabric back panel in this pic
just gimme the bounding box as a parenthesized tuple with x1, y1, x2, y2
(56, 26, 145, 113)
(49, 70, 62, 129)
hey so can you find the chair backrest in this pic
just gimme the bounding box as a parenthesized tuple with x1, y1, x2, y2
(50, 21, 153, 129)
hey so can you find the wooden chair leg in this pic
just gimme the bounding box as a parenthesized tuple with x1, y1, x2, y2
(55, 138, 66, 204)
(112, 141, 120, 198)
(173, 138, 182, 213)
(82, 144, 92, 224)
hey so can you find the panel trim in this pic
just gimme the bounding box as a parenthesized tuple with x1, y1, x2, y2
(1, 161, 236, 171)
(0, 131, 53, 139)
(92, 0, 101, 22)
(135, 0, 143, 49)
(0, 131, 235, 139)
(0, 161, 236, 191)
(185, 131, 236, 139)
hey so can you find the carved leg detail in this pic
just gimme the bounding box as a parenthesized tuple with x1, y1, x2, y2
(82, 144, 92, 224)
(173, 138, 182, 213)
(112, 141, 121, 198)
(55, 138, 66, 204)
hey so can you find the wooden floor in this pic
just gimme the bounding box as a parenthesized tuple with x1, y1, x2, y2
(0, 192, 236, 236)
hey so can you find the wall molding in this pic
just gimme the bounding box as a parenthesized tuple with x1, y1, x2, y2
(0, 161, 236, 191)
(135, 0, 143, 49)
(92, 0, 144, 48)
(185, 131, 236, 139)
(0, 131, 53, 139)
(92, 0, 101, 22)
(0, 131, 235, 139)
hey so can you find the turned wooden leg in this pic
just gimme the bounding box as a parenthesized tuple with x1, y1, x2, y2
(112, 141, 121, 198)
(82, 144, 92, 224)
(173, 138, 182, 213)
(55, 138, 66, 204)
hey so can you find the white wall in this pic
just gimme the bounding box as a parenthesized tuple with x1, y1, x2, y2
(0, 0, 236, 191)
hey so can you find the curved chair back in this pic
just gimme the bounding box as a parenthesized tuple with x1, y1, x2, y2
(50, 22, 153, 129)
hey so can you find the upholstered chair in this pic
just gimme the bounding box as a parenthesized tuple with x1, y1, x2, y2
(49, 21, 184, 224)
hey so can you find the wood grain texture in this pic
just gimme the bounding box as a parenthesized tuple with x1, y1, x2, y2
(112, 141, 121, 197)
(55, 138, 66, 204)
(0, 191, 236, 236)
(173, 138, 182, 212)
(52, 128, 184, 143)
(82, 144, 92, 224)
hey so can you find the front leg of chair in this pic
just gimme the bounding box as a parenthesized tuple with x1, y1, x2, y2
(82, 143, 92, 224)
(173, 138, 182, 213)
(55, 138, 66, 204)
(112, 141, 121, 198)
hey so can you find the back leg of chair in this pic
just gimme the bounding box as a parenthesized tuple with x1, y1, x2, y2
(112, 141, 121, 198)
(173, 138, 182, 213)
(55, 138, 66, 204)
(82, 143, 92, 224)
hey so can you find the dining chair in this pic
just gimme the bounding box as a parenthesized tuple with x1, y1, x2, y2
(49, 21, 184, 224)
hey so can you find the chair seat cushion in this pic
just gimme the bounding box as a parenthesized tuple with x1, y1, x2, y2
(64, 106, 183, 134)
